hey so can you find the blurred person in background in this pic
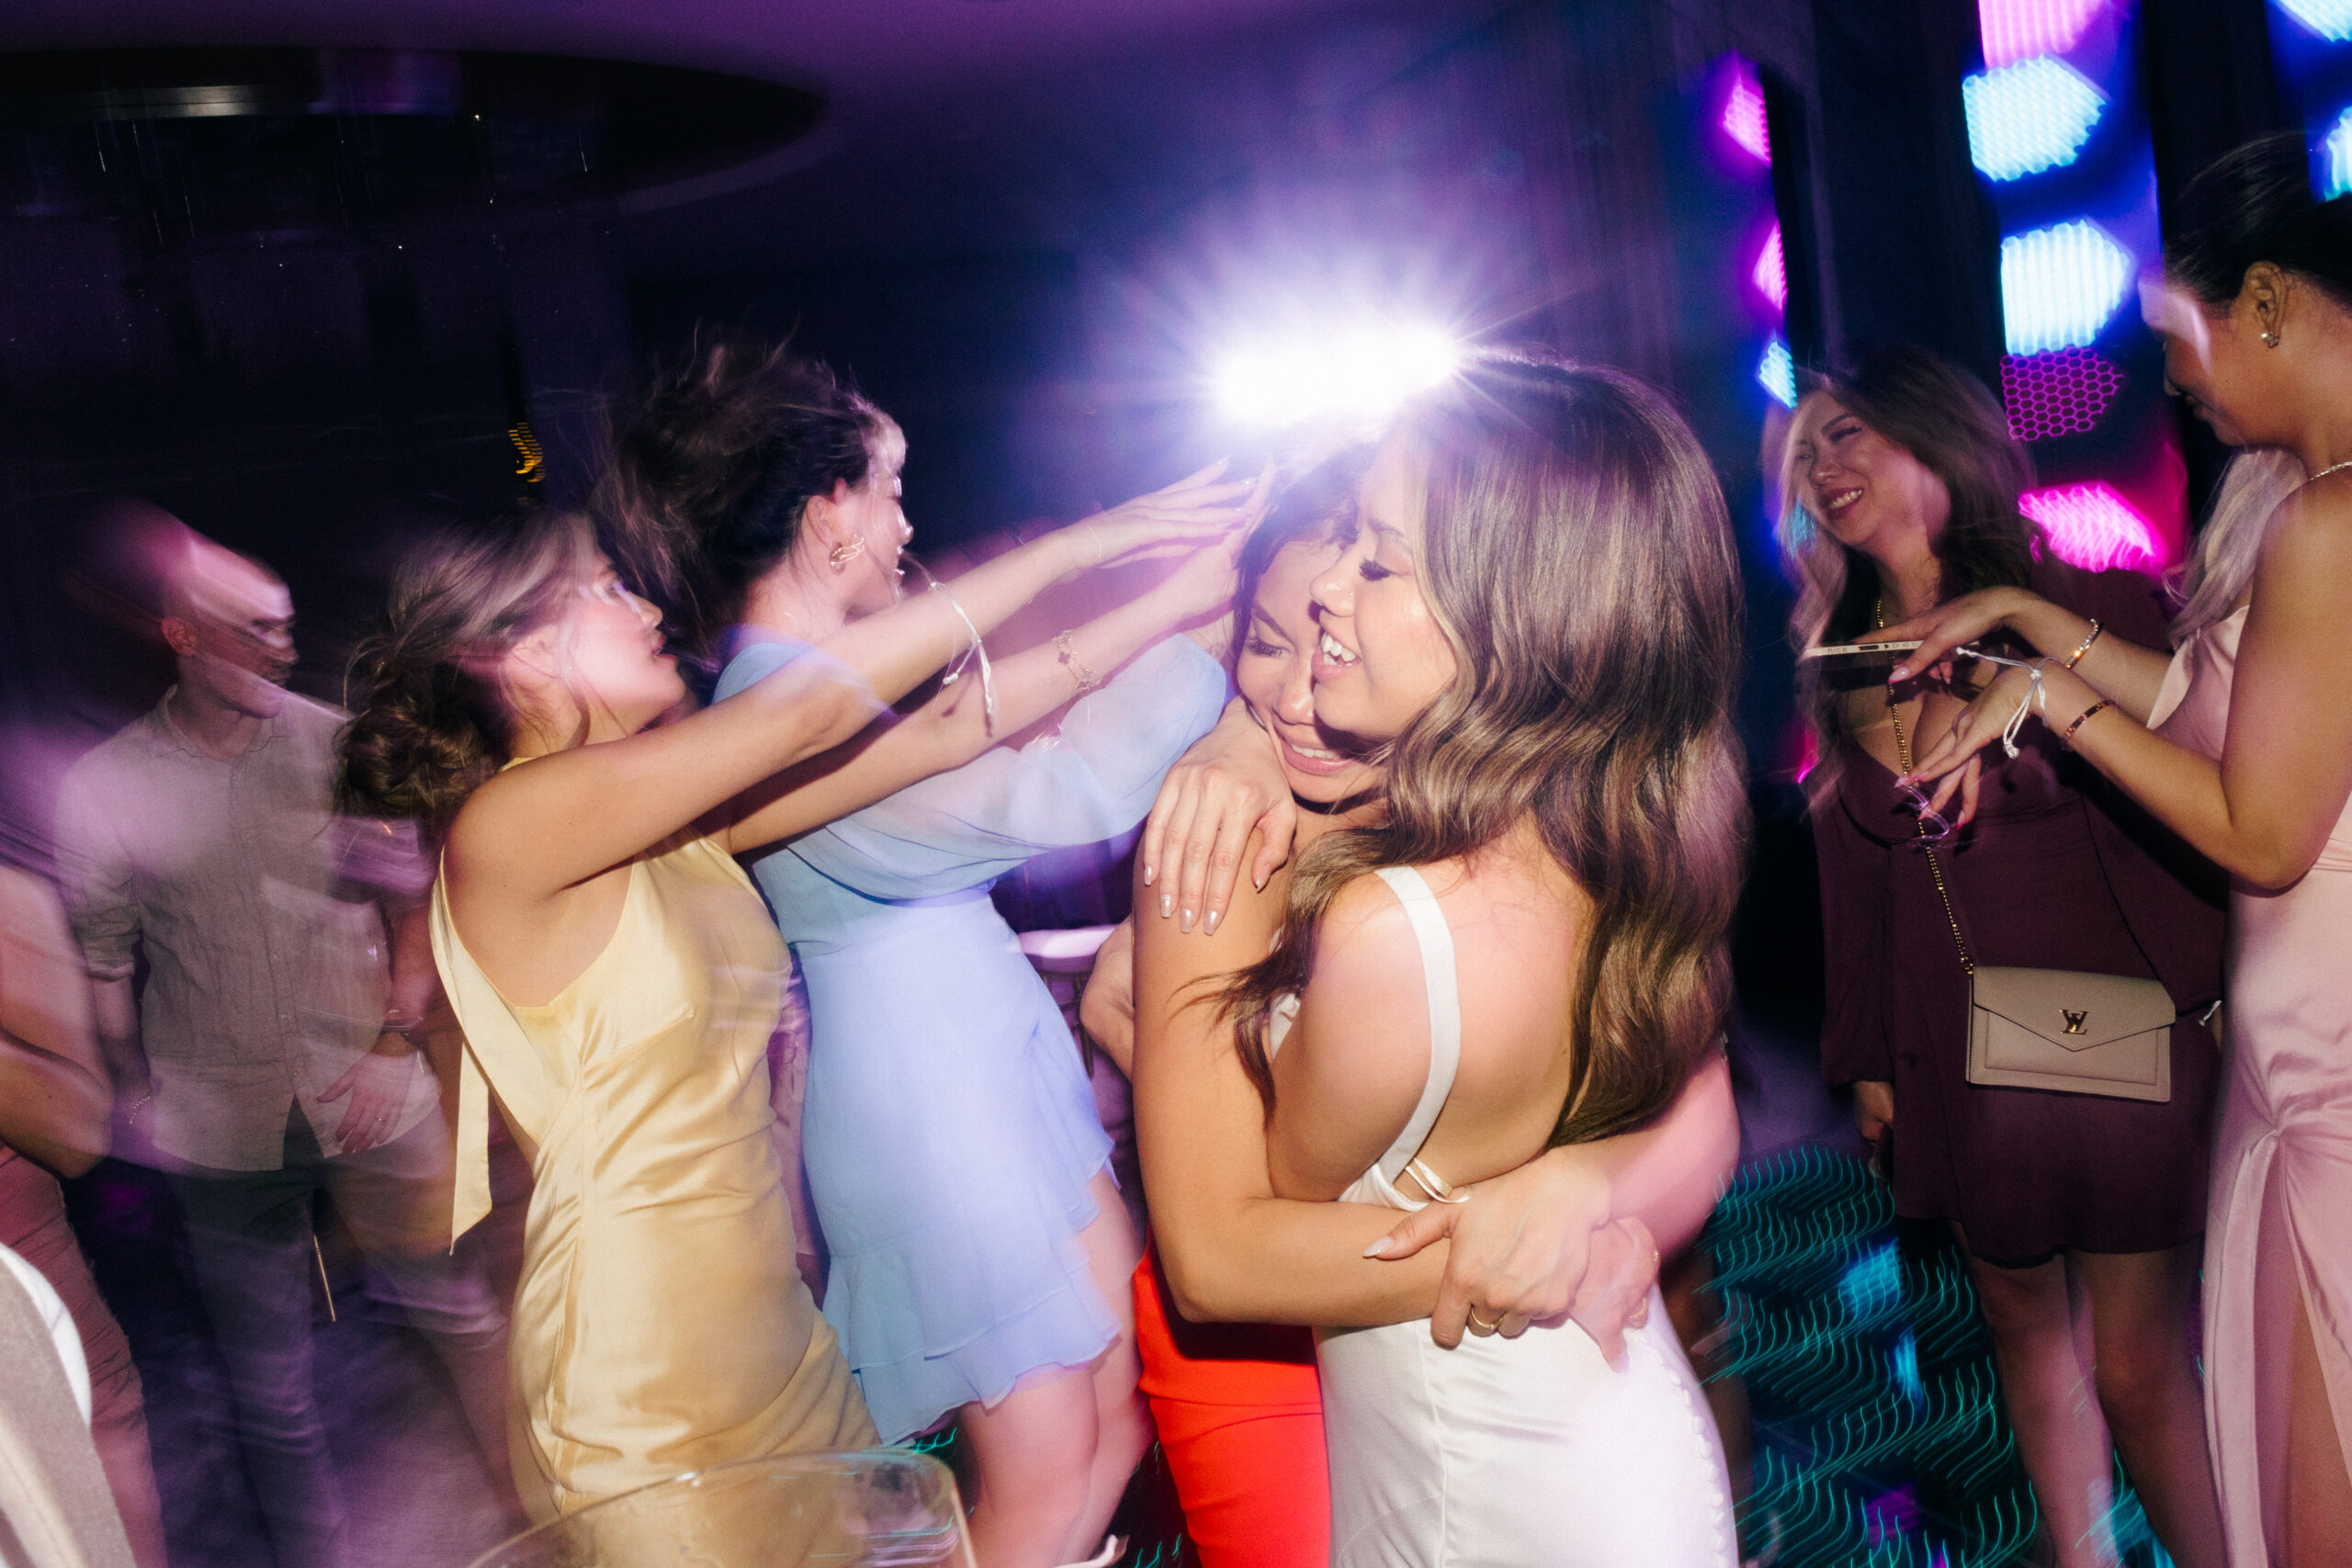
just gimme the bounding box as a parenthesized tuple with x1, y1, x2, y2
(1887, 139, 2352, 1566)
(52, 524, 515, 1568)
(597, 342, 1261, 1568)
(0, 859, 166, 1567)
(1782, 346, 2225, 1568)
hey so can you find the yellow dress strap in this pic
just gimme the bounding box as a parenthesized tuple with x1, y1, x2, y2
(429, 866, 556, 1246)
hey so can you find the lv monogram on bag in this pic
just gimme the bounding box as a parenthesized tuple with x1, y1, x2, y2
(1964, 964, 2176, 1102)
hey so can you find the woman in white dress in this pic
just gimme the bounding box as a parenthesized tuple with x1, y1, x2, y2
(1134, 351, 1747, 1566)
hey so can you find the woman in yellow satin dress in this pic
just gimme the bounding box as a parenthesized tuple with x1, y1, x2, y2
(334, 487, 1249, 1518)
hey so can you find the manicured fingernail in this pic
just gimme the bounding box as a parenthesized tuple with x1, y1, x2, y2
(1362, 1236, 1393, 1258)
(1204, 910, 1220, 935)
(1180, 907, 1194, 932)
(1159, 893, 1173, 919)
(1143, 863, 1156, 886)
(1253, 874, 1267, 892)
(1890, 666, 1910, 681)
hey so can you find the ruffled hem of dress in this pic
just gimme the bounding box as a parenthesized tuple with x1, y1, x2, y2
(850, 1266, 1120, 1443)
(829, 1156, 1117, 1441)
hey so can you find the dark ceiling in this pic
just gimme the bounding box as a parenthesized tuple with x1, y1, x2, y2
(0, 1, 1518, 267)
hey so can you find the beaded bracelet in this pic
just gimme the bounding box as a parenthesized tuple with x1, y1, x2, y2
(2064, 619, 2103, 671)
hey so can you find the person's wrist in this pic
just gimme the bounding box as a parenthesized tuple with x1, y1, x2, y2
(1537, 1143, 1615, 1225)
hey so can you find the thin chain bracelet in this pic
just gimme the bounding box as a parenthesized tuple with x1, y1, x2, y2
(1055, 630, 1102, 693)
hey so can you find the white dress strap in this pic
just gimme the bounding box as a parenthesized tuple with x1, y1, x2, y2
(1369, 865, 1463, 1187)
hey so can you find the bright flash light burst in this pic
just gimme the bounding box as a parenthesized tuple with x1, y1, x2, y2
(1215, 326, 1464, 428)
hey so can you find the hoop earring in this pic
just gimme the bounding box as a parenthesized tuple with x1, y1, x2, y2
(830, 535, 866, 570)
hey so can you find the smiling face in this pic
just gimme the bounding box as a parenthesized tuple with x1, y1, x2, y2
(509, 558, 686, 742)
(1306, 433, 1461, 743)
(1236, 538, 1380, 805)
(1786, 390, 1951, 563)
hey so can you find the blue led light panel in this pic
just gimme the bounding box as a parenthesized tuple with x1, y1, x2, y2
(2276, 0, 2352, 43)
(2329, 106, 2352, 197)
(1964, 58, 2108, 180)
(1999, 220, 2132, 354)
(1757, 338, 1797, 407)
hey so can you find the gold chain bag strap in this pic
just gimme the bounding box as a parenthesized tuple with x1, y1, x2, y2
(1883, 642, 2175, 1103)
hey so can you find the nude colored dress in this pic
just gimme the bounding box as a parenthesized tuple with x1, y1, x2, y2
(2149, 604, 2352, 1564)
(430, 830, 876, 1521)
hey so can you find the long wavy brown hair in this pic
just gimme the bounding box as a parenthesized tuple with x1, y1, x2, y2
(1217, 351, 1749, 1148)
(1774, 345, 2038, 787)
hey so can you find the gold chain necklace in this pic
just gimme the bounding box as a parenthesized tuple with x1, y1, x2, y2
(1877, 595, 1974, 974)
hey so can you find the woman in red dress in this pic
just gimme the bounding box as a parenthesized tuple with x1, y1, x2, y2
(1081, 454, 1371, 1567)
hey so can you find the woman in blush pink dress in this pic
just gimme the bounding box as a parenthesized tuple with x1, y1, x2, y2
(1889, 141, 2352, 1564)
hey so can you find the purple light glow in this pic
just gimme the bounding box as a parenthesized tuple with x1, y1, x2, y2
(1753, 223, 1786, 310)
(2020, 481, 2165, 572)
(1999, 347, 2124, 441)
(1977, 0, 2108, 69)
(1722, 70, 1770, 164)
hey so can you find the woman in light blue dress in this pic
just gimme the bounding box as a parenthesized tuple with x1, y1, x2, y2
(598, 342, 1254, 1568)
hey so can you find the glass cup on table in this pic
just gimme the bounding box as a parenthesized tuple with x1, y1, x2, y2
(467, 1450, 976, 1568)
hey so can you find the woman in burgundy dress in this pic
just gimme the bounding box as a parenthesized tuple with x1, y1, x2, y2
(1779, 347, 2226, 1568)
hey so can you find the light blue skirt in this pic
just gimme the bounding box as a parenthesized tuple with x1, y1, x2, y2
(797, 908, 1117, 1443)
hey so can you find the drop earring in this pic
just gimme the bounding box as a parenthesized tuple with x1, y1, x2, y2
(830, 535, 866, 570)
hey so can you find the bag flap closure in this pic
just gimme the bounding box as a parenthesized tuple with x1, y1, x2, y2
(1973, 966, 2175, 1052)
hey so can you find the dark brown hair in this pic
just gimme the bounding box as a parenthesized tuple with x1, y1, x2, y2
(596, 339, 896, 661)
(2166, 134, 2352, 312)
(337, 512, 598, 831)
(1230, 445, 1372, 662)
(1220, 351, 1749, 1147)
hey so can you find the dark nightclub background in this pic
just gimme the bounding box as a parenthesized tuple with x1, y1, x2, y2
(1, 2, 2348, 1563)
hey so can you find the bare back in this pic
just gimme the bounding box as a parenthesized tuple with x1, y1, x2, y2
(1266, 825, 1590, 1203)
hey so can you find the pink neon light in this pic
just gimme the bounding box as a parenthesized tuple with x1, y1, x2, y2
(2019, 481, 2164, 572)
(1723, 73, 1770, 164)
(1753, 224, 1787, 310)
(2000, 348, 2124, 442)
(1977, 0, 2107, 69)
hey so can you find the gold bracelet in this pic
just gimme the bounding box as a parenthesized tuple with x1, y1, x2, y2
(2064, 619, 2103, 670)
(2061, 698, 2111, 750)
(1055, 630, 1102, 694)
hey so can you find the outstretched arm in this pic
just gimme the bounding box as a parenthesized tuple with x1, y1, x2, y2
(720, 510, 1250, 854)
(1904, 481, 2352, 889)
(1878, 585, 2174, 722)
(454, 471, 1254, 900)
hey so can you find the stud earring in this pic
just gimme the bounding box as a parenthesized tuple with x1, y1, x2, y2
(830, 535, 866, 570)
(2262, 323, 2280, 347)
